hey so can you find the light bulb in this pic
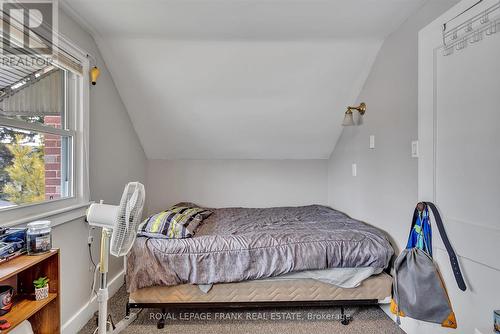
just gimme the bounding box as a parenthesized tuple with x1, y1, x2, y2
(354, 110, 363, 125)
(342, 112, 354, 126)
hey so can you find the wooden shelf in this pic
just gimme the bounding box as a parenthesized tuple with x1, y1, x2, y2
(0, 249, 60, 333)
(1, 293, 57, 333)
(0, 250, 58, 281)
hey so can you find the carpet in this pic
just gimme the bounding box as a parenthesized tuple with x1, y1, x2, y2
(79, 285, 405, 334)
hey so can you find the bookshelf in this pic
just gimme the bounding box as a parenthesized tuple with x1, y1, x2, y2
(0, 249, 60, 333)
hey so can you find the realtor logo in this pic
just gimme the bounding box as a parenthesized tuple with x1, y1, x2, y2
(1, 0, 57, 55)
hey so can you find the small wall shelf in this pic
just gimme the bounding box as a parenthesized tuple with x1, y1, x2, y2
(0, 249, 60, 333)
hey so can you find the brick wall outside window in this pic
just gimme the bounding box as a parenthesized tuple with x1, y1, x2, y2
(43, 116, 61, 200)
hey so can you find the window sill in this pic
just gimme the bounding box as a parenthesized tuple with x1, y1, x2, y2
(3, 202, 91, 228)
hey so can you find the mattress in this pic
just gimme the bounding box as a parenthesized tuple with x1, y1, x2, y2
(198, 267, 383, 293)
(129, 272, 393, 304)
(127, 205, 394, 292)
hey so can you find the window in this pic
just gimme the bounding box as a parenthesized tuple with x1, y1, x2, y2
(0, 6, 89, 225)
(0, 66, 76, 210)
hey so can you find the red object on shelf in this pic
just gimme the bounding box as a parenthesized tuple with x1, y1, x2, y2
(0, 318, 11, 330)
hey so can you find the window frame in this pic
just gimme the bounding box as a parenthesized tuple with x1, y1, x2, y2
(0, 36, 90, 227)
(0, 111, 76, 207)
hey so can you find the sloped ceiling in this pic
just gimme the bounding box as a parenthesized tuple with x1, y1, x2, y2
(62, 0, 426, 159)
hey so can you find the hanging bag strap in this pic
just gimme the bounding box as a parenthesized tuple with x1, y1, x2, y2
(423, 202, 467, 291)
(409, 206, 419, 235)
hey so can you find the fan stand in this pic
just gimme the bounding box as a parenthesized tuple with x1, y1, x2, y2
(96, 228, 138, 334)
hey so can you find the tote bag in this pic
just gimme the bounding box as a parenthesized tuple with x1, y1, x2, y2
(390, 202, 466, 328)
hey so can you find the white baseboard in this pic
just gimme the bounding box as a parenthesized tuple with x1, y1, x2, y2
(380, 303, 393, 319)
(61, 270, 125, 334)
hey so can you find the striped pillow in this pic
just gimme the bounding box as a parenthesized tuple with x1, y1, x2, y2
(139, 205, 212, 239)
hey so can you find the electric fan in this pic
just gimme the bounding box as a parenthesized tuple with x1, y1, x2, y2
(86, 182, 145, 334)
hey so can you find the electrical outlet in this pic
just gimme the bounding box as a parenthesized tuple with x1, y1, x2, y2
(352, 163, 357, 177)
(369, 135, 375, 149)
(88, 235, 94, 244)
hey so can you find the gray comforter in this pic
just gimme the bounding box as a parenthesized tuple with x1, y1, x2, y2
(126, 205, 393, 292)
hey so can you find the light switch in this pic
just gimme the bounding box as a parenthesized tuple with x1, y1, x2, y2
(369, 135, 375, 149)
(411, 141, 419, 158)
(352, 163, 357, 177)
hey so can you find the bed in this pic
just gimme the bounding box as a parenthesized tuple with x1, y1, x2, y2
(126, 204, 394, 327)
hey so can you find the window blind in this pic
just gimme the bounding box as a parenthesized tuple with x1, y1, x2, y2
(0, 9, 83, 75)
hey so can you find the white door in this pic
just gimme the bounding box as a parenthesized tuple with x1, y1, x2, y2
(418, 0, 500, 333)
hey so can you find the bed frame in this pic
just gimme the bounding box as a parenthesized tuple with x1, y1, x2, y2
(125, 272, 393, 329)
(127, 299, 377, 328)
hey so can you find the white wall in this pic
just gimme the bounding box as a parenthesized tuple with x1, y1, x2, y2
(328, 0, 457, 250)
(52, 9, 146, 333)
(146, 159, 327, 214)
(63, 0, 430, 161)
(327, 0, 465, 332)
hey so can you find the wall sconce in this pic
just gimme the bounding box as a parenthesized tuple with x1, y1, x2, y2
(342, 102, 366, 126)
